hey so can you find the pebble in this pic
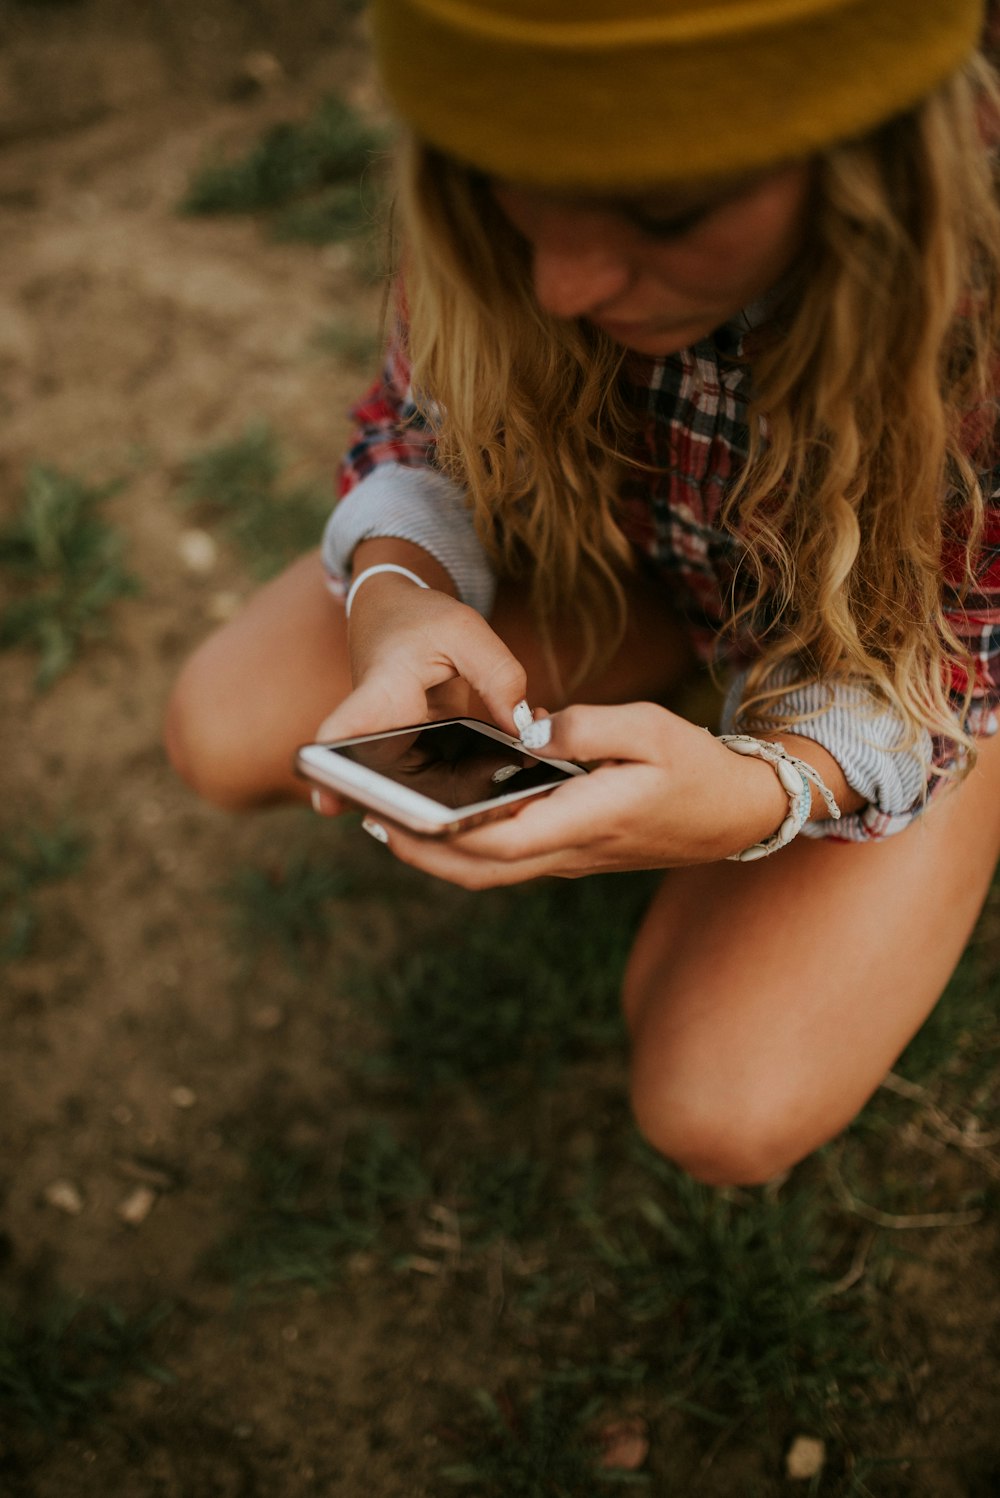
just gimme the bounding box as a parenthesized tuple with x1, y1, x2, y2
(235, 50, 284, 92)
(118, 1185, 157, 1226)
(321, 244, 352, 274)
(207, 590, 241, 621)
(785, 1435, 826, 1480)
(111, 1104, 133, 1126)
(177, 528, 218, 574)
(250, 1003, 284, 1032)
(597, 1416, 649, 1472)
(43, 1180, 84, 1216)
(169, 1086, 197, 1109)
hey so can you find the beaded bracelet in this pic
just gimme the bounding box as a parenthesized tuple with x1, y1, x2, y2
(345, 563, 430, 617)
(718, 734, 841, 862)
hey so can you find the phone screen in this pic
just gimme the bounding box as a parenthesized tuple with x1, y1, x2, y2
(329, 721, 576, 810)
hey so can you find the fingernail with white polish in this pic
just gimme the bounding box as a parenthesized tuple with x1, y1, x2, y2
(512, 699, 534, 735)
(361, 817, 389, 843)
(311, 788, 326, 814)
(520, 718, 552, 752)
(491, 763, 521, 784)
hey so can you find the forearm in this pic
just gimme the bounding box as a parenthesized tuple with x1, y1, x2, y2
(350, 537, 461, 601)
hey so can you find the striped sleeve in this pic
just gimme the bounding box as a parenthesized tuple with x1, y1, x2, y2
(720, 667, 935, 842)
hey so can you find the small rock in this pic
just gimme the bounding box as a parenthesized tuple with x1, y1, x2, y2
(43, 1180, 84, 1216)
(206, 590, 241, 621)
(233, 1422, 253, 1440)
(321, 243, 353, 274)
(232, 50, 285, 96)
(786, 1435, 826, 1481)
(138, 799, 165, 827)
(118, 1185, 157, 1226)
(116, 1158, 176, 1191)
(177, 528, 218, 574)
(281, 1325, 298, 1343)
(111, 1104, 133, 1126)
(250, 1003, 284, 1032)
(170, 1086, 197, 1110)
(596, 1416, 649, 1472)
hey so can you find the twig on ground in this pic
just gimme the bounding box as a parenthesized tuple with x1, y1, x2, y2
(825, 1156, 982, 1230)
(817, 1229, 877, 1300)
(881, 1071, 1000, 1149)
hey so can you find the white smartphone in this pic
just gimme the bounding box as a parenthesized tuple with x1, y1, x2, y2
(295, 717, 587, 836)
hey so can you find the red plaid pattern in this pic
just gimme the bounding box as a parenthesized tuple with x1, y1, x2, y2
(338, 314, 1000, 752)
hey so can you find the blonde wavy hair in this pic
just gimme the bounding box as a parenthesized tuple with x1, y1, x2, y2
(396, 53, 1000, 768)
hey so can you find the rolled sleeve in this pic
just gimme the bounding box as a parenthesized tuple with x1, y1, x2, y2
(721, 667, 934, 842)
(322, 464, 497, 616)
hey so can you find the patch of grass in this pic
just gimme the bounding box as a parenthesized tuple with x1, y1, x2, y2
(0, 1296, 171, 1436)
(181, 93, 388, 234)
(0, 465, 138, 687)
(209, 1124, 430, 1291)
(455, 1151, 553, 1247)
(221, 848, 358, 973)
(0, 819, 89, 961)
(361, 874, 657, 1094)
(441, 1384, 647, 1495)
(177, 423, 333, 578)
(271, 180, 373, 245)
(574, 1148, 880, 1423)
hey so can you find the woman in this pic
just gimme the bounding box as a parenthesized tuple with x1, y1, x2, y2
(166, 0, 1000, 1186)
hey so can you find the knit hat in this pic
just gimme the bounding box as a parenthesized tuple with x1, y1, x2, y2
(372, 0, 984, 187)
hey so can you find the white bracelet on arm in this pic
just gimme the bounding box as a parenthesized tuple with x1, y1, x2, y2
(718, 733, 841, 862)
(344, 563, 430, 618)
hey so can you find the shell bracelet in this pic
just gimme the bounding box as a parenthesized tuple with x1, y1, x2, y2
(718, 733, 840, 862)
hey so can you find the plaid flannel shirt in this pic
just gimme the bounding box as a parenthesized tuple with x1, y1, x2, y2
(330, 310, 1000, 841)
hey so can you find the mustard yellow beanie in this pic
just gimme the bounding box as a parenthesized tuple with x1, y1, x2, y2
(372, 0, 985, 187)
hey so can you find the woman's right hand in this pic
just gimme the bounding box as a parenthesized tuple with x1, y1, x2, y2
(310, 572, 530, 812)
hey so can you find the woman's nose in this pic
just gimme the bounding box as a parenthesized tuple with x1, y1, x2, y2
(530, 234, 633, 320)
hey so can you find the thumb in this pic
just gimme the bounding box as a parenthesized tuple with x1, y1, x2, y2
(314, 666, 426, 744)
(525, 701, 669, 765)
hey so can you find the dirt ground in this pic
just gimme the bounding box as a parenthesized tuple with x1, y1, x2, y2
(2, 4, 1000, 1496)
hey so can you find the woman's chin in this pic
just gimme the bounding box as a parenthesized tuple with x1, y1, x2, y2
(591, 317, 722, 355)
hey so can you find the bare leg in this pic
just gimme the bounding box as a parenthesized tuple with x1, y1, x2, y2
(622, 729, 1000, 1185)
(164, 550, 695, 809)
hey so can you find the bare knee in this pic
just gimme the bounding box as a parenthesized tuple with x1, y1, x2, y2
(164, 650, 264, 811)
(627, 1021, 828, 1188)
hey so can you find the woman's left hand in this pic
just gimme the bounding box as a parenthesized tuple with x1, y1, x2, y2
(364, 701, 790, 888)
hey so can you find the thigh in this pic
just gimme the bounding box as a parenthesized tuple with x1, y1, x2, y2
(623, 729, 1000, 1185)
(165, 549, 695, 807)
